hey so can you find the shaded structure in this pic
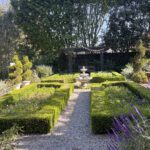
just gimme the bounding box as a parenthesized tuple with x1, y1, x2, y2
(62, 46, 105, 73)
(60, 46, 137, 73)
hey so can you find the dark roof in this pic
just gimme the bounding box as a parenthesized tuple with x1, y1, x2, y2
(62, 46, 106, 55)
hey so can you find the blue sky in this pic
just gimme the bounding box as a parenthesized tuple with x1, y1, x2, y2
(0, 0, 9, 5)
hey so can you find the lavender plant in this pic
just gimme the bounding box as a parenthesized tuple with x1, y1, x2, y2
(107, 106, 150, 150)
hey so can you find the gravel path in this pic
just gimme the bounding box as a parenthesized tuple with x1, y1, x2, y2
(15, 89, 110, 150)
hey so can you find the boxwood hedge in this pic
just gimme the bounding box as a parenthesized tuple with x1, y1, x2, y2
(0, 83, 74, 134)
(41, 74, 79, 83)
(91, 72, 125, 83)
(91, 81, 150, 134)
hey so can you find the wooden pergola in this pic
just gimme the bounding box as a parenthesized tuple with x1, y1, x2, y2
(62, 46, 107, 73)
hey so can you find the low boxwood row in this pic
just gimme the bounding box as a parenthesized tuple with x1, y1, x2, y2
(91, 82, 150, 134)
(91, 72, 125, 83)
(37, 83, 61, 88)
(102, 81, 150, 102)
(123, 82, 150, 102)
(41, 74, 79, 83)
(0, 84, 37, 106)
(0, 83, 74, 134)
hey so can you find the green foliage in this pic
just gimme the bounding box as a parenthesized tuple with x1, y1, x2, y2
(0, 8, 20, 77)
(0, 80, 12, 96)
(0, 84, 37, 106)
(132, 71, 148, 83)
(132, 40, 148, 83)
(104, 0, 150, 52)
(120, 119, 150, 150)
(11, 0, 109, 64)
(142, 59, 150, 72)
(31, 70, 41, 83)
(36, 65, 53, 78)
(91, 72, 125, 83)
(9, 55, 23, 84)
(91, 82, 150, 134)
(37, 83, 61, 89)
(122, 59, 150, 80)
(22, 56, 32, 81)
(121, 63, 134, 79)
(0, 82, 74, 134)
(42, 74, 79, 83)
(0, 124, 21, 150)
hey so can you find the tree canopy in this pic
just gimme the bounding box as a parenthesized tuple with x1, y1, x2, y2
(104, 0, 150, 52)
(0, 7, 20, 77)
(11, 0, 110, 64)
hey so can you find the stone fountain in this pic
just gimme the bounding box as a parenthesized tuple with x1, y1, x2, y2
(75, 66, 91, 87)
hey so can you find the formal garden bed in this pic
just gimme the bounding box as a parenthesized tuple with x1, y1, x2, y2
(0, 81, 73, 134)
(0, 1, 150, 149)
(91, 81, 150, 134)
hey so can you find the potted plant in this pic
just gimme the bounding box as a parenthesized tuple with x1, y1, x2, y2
(9, 55, 23, 89)
(22, 56, 32, 87)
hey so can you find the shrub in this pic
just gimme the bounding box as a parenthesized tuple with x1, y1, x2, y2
(0, 84, 37, 106)
(0, 80, 12, 96)
(107, 106, 150, 150)
(36, 65, 53, 78)
(132, 40, 148, 83)
(0, 83, 74, 134)
(22, 56, 32, 81)
(9, 55, 23, 84)
(31, 70, 41, 83)
(0, 124, 21, 150)
(41, 74, 78, 83)
(37, 83, 61, 88)
(124, 81, 150, 101)
(121, 63, 133, 79)
(91, 82, 150, 134)
(132, 71, 148, 83)
(91, 72, 125, 83)
(143, 58, 150, 72)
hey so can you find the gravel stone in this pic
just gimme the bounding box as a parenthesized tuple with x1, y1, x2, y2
(15, 89, 111, 150)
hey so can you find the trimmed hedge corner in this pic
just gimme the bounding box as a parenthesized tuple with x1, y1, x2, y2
(0, 83, 74, 134)
(91, 81, 150, 134)
(91, 72, 125, 83)
(41, 74, 79, 83)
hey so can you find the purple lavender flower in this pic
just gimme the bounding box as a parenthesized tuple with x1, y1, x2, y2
(107, 130, 115, 141)
(111, 128, 122, 142)
(119, 115, 125, 123)
(130, 113, 138, 124)
(112, 119, 120, 131)
(114, 117, 123, 131)
(125, 116, 131, 124)
(133, 105, 143, 119)
(122, 123, 132, 138)
(135, 125, 143, 134)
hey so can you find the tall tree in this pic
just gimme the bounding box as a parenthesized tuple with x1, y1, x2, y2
(11, 0, 109, 64)
(104, 0, 150, 52)
(0, 7, 20, 78)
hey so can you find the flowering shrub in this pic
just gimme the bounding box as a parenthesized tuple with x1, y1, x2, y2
(107, 105, 150, 150)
